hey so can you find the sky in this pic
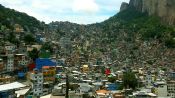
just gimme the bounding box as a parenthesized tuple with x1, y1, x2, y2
(0, 0, 129, 24)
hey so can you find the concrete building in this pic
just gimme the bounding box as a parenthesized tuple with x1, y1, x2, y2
(27, 45, 42, 52)
(0, 82, 26, 98)
(169, 71, 175, 80)
(145, 71, 154, 87)
(59, 37, 72, 55)
(95, 89, 111, 98)
(15, 88, 30, 98)
(6, 54, 14, 72)
(14, 24, 24, 33)
(167, 80, 175, 98)
(132, 91, 157, 98)
(52, 82, 66, 96)
(5, 44, 16, 54)
(69, 93, 83, 98)
(0, 58, 4, 72)
(82, 65, 89, 73)
(0, 75, 15, 84)
(113, 93, 125, 98)
(30, 69, 43, 97)
(42, 66, 56, 83)
(5, 43, 16, 72)
(154, 81, 167, 97)
(14, 54, 28, 69)
(78, 83, 91, 93)
(115, 71, 123, 81)
(0, 55, 7, 73)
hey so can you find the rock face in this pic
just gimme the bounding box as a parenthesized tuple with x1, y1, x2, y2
(120, 2, 129, 12)
(121, 0, 175, 25)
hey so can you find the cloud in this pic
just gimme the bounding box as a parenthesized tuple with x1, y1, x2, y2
(0, 0, 130, 24)
(0, 0, 26, 6)
(72, 0, 99, 14)
(31, 0, 51, 10)
(96, 0, 130, 12)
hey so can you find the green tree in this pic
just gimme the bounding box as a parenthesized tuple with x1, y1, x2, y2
(7, 32, 19, 44)
(165, 38, 175, 48)
(108, 76, 117, 83)
(24, 34, 35, 44)
(123, 71, 138, 90)
(41, 42, 53, 53)
(28, 48, 39, 61)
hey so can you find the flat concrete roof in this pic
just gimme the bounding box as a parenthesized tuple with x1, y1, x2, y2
(0, 82, 26, 92)
(41, 94, 51, 98)
(51, 95, 65, 98)
(15, 88, 30, 97)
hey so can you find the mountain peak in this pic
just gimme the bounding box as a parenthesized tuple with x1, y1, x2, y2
(120, 2, 129, 12)
(122, 0, 175, 25)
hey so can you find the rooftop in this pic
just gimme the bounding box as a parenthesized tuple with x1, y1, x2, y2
(15, 88, 30, 97)
(0, 82, 26, 92)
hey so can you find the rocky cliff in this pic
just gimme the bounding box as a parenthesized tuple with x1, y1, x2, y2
(120, 2, 129, 12)
(121, 0, 175, 25)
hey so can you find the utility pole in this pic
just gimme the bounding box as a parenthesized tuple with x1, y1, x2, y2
(65, 73, 69, 98)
